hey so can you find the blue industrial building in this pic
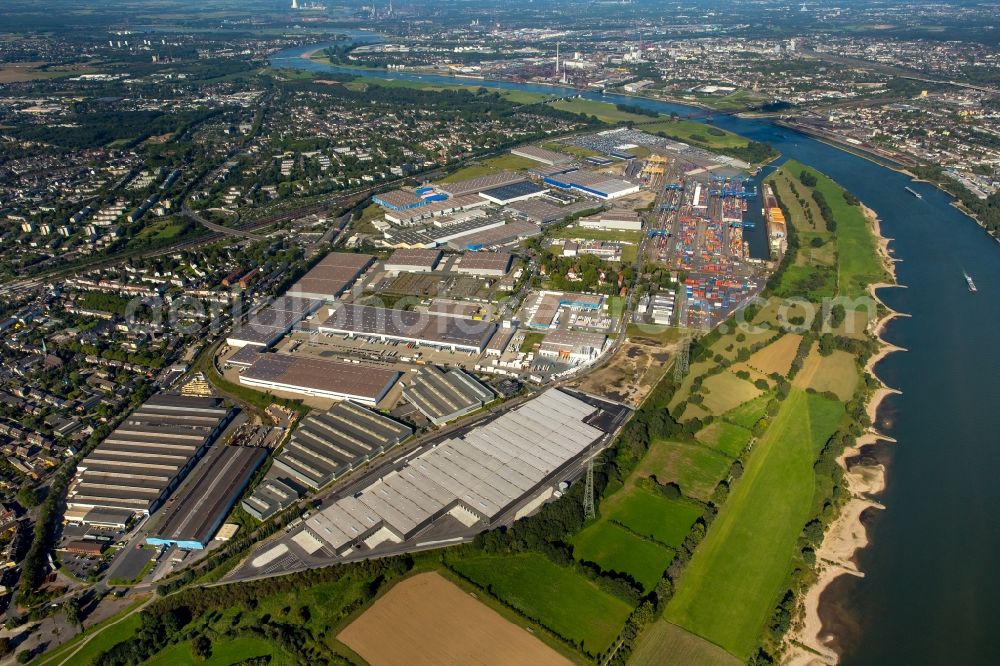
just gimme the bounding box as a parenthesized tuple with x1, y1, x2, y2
(373, 189, 428, 211)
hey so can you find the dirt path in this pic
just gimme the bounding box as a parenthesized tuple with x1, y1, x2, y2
(48, 597, 154, 666)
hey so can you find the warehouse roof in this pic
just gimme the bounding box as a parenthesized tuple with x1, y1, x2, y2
(240, 354, 401, 404)
(69, 395, 232, 518)
(274, 401, 413, 489)
(438, 172, 526, 197)
(226, 345, 262, 368)
(374, 189, 425, 210)
(286, 253, 374, 300)
(383, 215, 504, 248)
(383, 248, 443, 271)
(320, 304, 497, 351)
(511, 145, 573, 165)
(402, 366, 494, 425)
(427, 300, 484, 318)
(383, 195, 490, 227)
(479, 181, 546, 205)
(146, 445, 266, 549)
(242, 476, 302, 521)
(447, 220, 540, 251)
(453, 252, 513, 274)
(539, 329, 607, 355)
(506, 199, 597, 224)
(304, 389, 604, 551)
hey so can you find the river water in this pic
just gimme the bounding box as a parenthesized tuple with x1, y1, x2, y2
(273, 41, 1000, 665)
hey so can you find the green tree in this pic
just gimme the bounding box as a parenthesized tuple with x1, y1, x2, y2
(192, 635, 212, 660)
(64, 596, 84, 633)
(16, 485, 40, 509)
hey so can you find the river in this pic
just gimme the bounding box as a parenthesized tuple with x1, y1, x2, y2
(272, 41, 1000, 665)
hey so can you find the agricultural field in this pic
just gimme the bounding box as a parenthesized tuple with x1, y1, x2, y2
(338, 572, 573, 666)
(547, 98, 659, 124)
(720, 392, 773, 430)
(768, 167, 824, 234)
(793, 347, 859, 400)
(698, 371, 763, 415)
(745, 334, 802, 376)
(541, 140, 601, 158)
(0, 61, 87, 82)
(449, 552, 632, 655)
(438, 153, 540, 182)
(603, 488, 703, 549)
(636, 440, 733, 501)
(707, 326, 777, 362)
(781, 161, 889, 298)
(695, 421, 753, 458)
(642, 120, 749, 149)
(664, 389, 840, 659)
(630, 620, 742, 666)
(144, 637, 289, 666)
(626, 323, 688, 347)
(689, 89, 768, 112)
(570, 521, 674, 592)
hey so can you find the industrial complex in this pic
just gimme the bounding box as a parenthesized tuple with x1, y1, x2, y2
(272, 401, 413, 490)
(66, 394, 234, 528)
(238, 353, 401, 405)
(401, 366, 495, 425)
(286, 252, 374, 301)
(226, 296, 323, 349)
(302, 389, 611, 555)
(145, 445, 266, 550)
(318, 304, 498, 353)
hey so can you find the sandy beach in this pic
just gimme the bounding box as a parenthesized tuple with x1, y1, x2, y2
(785, 206, 903, 665)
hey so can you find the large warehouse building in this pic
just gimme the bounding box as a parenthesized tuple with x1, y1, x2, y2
(478, 181, 547, 206)
(438, 172, 526, 198)
(145, 445, 266, 550)
(382, 248, 443, 273)
(238, 354, 401, 405)
(538, 329, 607, 364)
(446, 220, 540, 251)
(242, 476, 301, 522)
(372, 189, 426, 211)
(226, 296, 323, 349)
(383, 194, 488, 227)
(66, 394, 234, 528)
(452, 252, 513, 277)
(578, 209, 643, 231)
(286, 252, 374, 301)
(510, 145, 573, 166)
(382, 215, 504, 249)
(506, 199, 597, 225)
(319, 304, 498, 353)
(543, 171, 640, 200)
(303, 389, 606, 555)
(402, 366, 495, 426)
(272, 401, 413, 490)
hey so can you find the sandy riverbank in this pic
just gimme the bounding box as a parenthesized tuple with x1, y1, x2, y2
(785, 206, 904, 665)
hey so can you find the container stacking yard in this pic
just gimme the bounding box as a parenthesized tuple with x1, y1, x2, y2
(303, 389, 611, 555)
